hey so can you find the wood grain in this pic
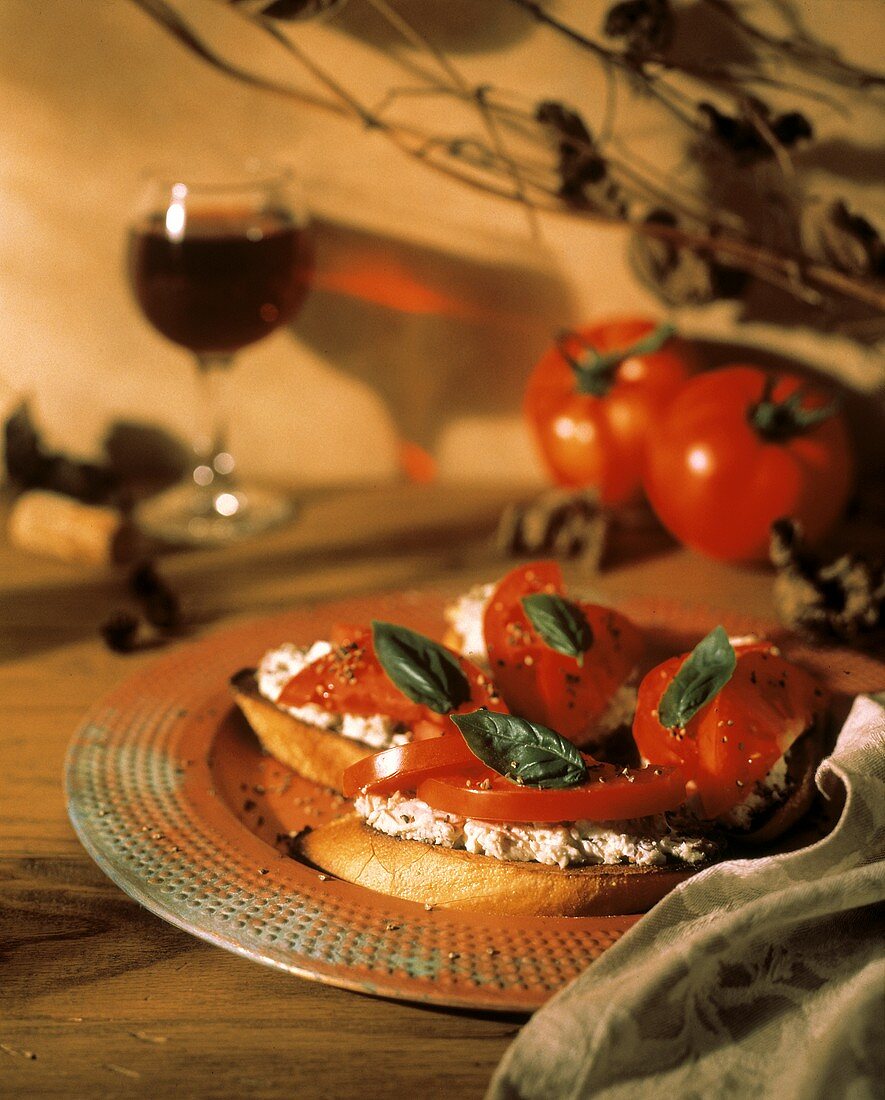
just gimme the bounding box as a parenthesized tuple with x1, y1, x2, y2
(2, 854, 522, 1097)
(0, 485, 526, 1099)
(2, 483, 881, 1098)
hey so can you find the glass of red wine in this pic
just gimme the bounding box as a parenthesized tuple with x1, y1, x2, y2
(127, 165, 313, 544)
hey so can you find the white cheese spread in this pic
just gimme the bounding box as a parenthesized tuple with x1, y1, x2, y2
(355, 790, 719, 869)
(256, 642, 410, 750)
(594, 682, 638, 738)
(728, 634, 780, 656)
(443, 582, 494, 665)
(720, 755, 791, 830)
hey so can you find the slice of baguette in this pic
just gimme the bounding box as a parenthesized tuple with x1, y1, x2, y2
(230, 669, 375, 792)
(298, 813, 702, 916)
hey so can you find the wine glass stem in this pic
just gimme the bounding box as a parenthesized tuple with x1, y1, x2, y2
(194, 353, 234, 490)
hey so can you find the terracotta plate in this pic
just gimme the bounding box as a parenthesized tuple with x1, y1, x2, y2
(65, 589, 880, 1013)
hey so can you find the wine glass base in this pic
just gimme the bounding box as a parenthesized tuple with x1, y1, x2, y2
(136, 482, 293, 547)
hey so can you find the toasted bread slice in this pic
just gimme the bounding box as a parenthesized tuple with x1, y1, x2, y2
(298, 813, 703, 916)
(230, 668, 375, 792)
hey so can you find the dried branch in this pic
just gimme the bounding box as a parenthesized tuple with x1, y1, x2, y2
(130, 0, 351, 118)
(127, 0, 885, 329)
(362, 0, 539, 231)
(251, 8, 380, 125)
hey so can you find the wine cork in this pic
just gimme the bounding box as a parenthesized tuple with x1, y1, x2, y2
(8, 490, 140, 565)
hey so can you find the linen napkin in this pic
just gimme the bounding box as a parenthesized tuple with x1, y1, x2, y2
(487, 695, 885, 1100)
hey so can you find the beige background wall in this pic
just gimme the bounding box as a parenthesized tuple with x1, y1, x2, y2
(1, 0, 882, 488)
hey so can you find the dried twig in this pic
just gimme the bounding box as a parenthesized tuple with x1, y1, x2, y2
(127, 0, 885, 326)
(130, 0, 350, 116)
(707, 0, 885, 91)
(363, 0, 539, 233)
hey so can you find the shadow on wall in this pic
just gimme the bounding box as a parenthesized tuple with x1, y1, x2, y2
(97, 319, 883, 485)
(331, 0, 549, 53)
(794, 140, 885, 186)
(293, 214, 575, 450)
(664, 0, 757, 72)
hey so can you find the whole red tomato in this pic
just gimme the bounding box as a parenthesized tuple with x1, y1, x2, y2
(524, 317, 699, 506)
(644, 366, 855, 562)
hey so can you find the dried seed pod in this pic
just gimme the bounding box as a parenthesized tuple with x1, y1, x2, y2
(771, 111, 813, 147)
(698, 100, 813, 165)
(629, 210, 720, 306)
(770, 519, 884, 645)
(536, 101, 626, 214)
(603, 0, 674, 55)
(496, 488, 607, 567)
(801, 200, 885, 279)
(100, 610, 141, 654)
(4, 402, 49, 486)
(129, 561, 182, 630)
(4, 401, 116, 503)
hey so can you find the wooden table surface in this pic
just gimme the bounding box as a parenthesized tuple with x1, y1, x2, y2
(2, 483, 879, 1099)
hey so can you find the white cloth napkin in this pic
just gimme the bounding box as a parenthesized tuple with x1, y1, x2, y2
(487, 695, 885, 1100)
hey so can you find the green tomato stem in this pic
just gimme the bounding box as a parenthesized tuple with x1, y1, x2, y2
(748, 375, 840, 443)
(561, 321, 677, 397)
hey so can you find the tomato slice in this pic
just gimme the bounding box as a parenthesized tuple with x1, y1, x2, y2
(328, 622, 366, 646)
(633, 639, 825, 818)
(483, 562, 644, 746)
(344, 682, 687, 821)
(343, 734, 481, 798)
(483, 561, 565, 649)
(417, 762, 687, 822)
(277, 626, 505, 732)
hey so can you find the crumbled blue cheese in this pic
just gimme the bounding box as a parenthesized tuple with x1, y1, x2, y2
(355, 791, 719, 869)
(256, 642, 410, 750)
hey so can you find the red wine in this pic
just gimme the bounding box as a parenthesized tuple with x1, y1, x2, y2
(128, 209, 313, 354)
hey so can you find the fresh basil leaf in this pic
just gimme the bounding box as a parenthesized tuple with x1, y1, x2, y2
(521, 593, 593, 665)
(658, 625, 737, 729)
(452, 710, 588, 789)
(371, 621, 471, 714)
